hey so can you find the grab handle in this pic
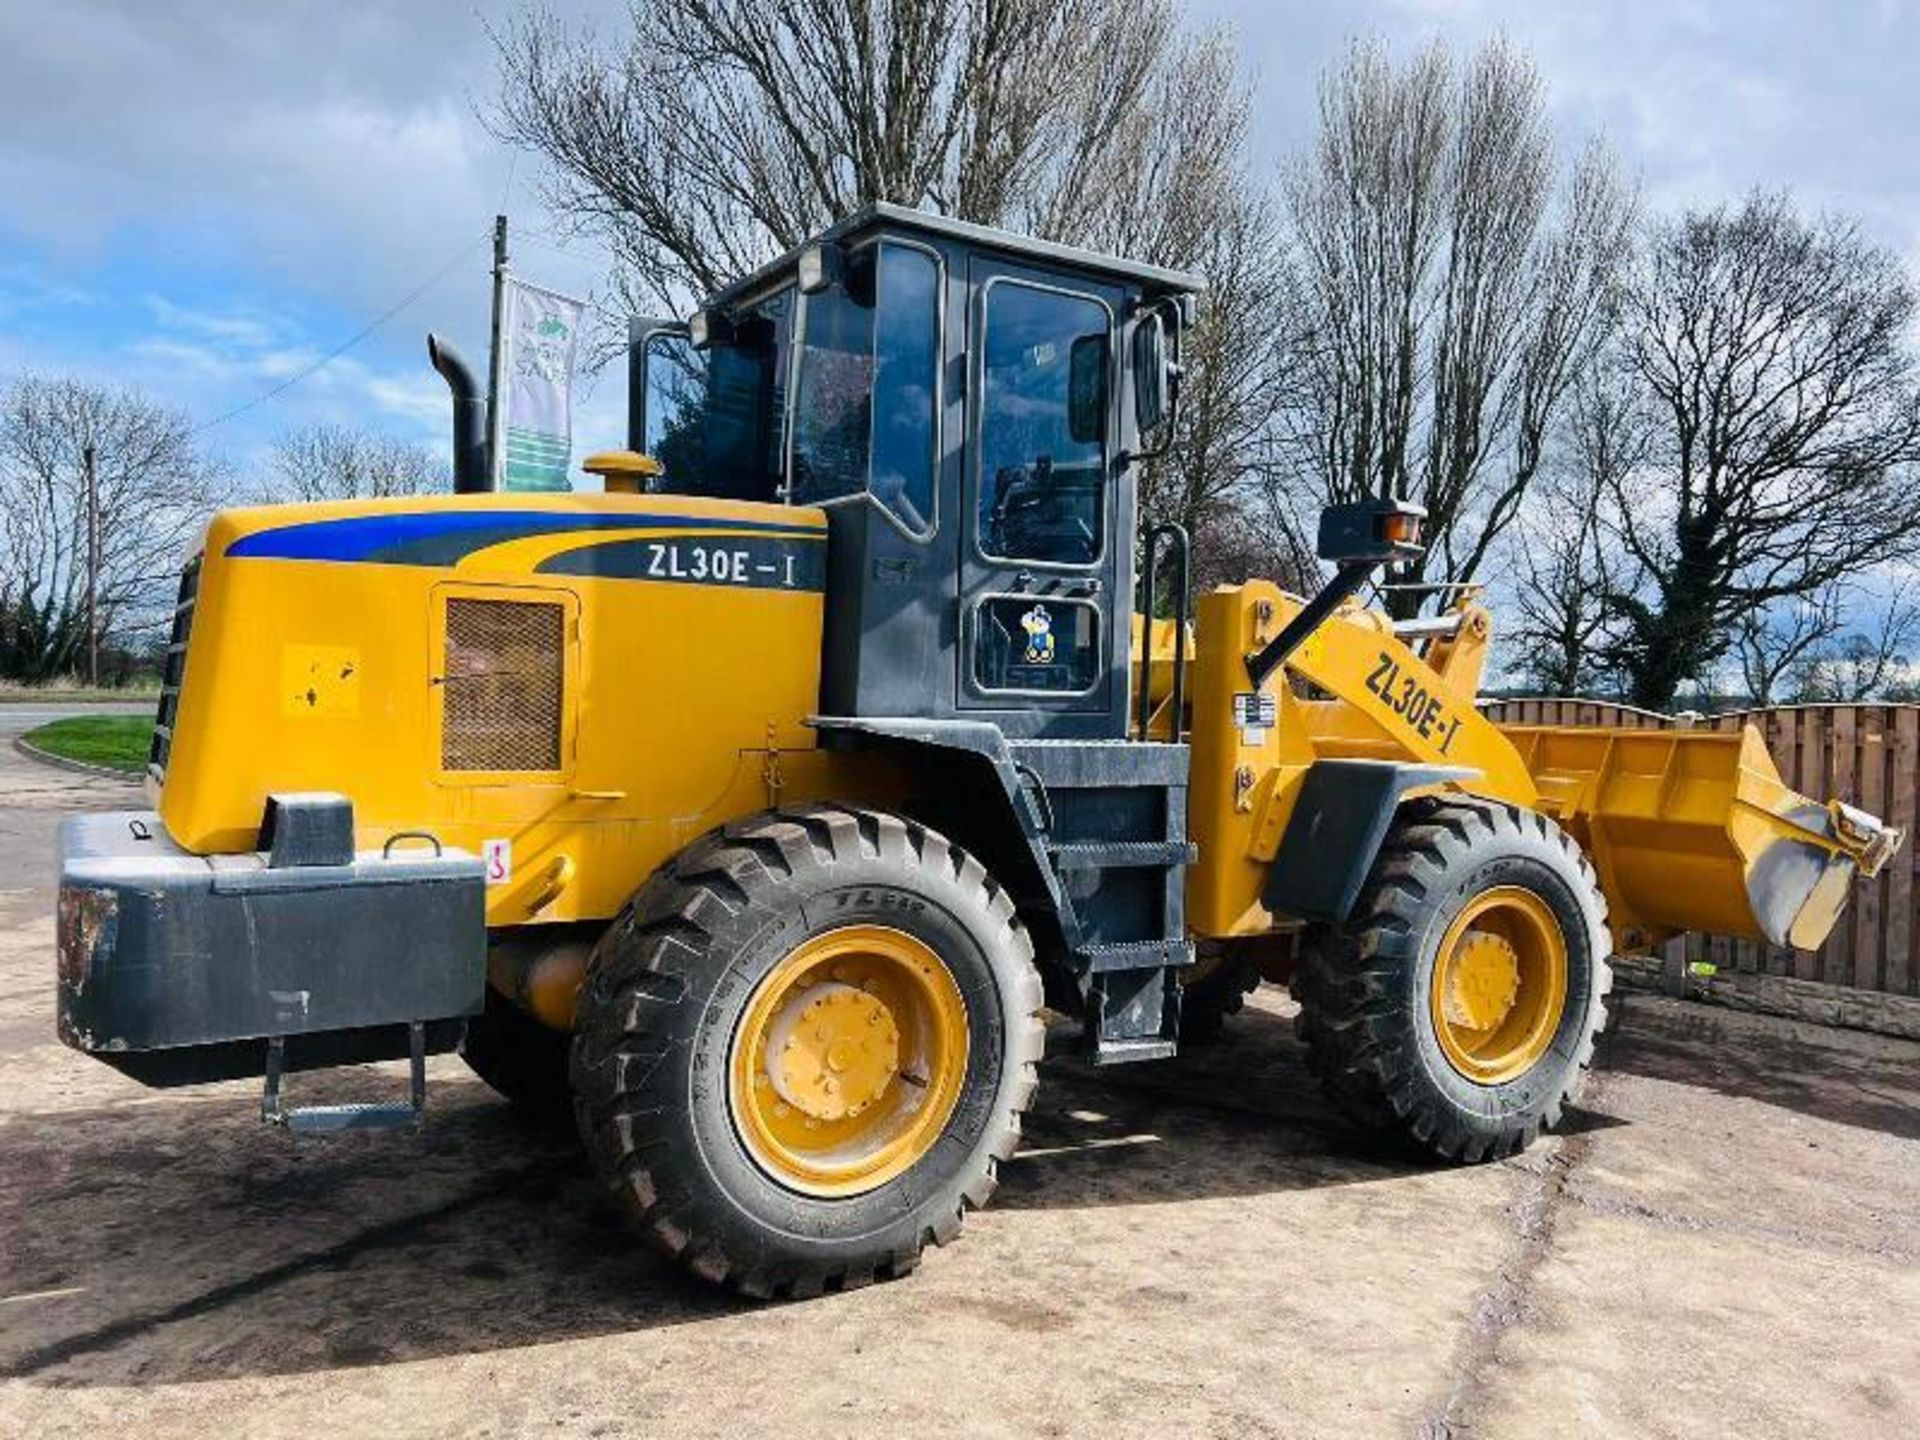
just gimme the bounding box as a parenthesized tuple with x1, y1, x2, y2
(382, 830, 444, 859)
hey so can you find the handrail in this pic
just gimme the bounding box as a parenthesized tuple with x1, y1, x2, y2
(1137, 522, 1191, 741)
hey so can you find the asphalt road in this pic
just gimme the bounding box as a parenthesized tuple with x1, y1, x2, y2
(0, 726, 1914, 1438)
(0, 700, 152, 737)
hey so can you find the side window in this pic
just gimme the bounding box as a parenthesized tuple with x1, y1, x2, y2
(792, 271, 875, 507)
(973, 596, 1102, 694)
(791, 242, 940, 536)
(978, 283, 1109, 566)
(751, 290, 794, 493)
(642, 289, 792, 503)
(870, 245, 938, 534)
(642, 334, 707, 487)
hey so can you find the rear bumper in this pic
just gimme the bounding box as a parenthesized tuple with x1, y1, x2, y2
(57, 810, 486, 1086)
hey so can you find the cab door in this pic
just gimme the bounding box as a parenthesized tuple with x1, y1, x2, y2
(959, 257, 1124, 729)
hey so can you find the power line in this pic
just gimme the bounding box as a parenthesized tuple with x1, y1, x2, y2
(504, 222, 610, 276)
(191, 228, 491, 435)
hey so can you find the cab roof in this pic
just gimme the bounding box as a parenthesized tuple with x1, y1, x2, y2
(703, 202, 1207, 312)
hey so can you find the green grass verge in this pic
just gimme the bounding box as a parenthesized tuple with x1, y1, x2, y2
(23, 715, 155, 773)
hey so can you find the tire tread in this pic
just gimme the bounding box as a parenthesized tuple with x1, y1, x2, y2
(1289, 798, 1613, 1163)
(571, 804, 1045, 1297)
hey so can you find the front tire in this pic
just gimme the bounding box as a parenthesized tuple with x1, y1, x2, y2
(570, 805, 1045, 1297)
(1291, 798, 1612, 1163)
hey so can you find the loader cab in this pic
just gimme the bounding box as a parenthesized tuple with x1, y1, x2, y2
(628, 203, 1202, 740)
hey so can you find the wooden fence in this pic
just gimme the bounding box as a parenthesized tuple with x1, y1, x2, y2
(1481, 698, 1919, 1006)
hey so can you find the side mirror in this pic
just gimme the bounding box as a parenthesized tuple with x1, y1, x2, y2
(1068, 333, 1108, 445)
(1132, 311, 1173, 434)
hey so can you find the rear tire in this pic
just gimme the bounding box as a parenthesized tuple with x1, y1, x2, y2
(1290, 798, 1611, 1163)
(570, 805, 1046, 1297)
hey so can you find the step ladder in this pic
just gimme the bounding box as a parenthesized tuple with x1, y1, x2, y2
(1013, 741, 1196, 1065)
(260, 1022, 429, 1133)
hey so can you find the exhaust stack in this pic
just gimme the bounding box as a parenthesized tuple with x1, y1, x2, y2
(428, 333, 490, 494)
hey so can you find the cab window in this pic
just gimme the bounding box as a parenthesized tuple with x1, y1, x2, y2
(647, 289, 793, 503)
(791, 268, 874, 507)
(870, 246, 938, 533)
(791, 242, 940, 535)
(977, 282, 1109, 566)
(973, 595, 1102, 694)
(642, 333, 707, 483)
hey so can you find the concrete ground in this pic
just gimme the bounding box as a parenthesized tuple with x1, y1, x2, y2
(0, 711, 1914, 1439)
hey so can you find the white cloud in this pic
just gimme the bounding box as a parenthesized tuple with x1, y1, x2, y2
(0, 0, 625, 467)
(1208, 0, 1920, 263)
(142, 296, 284, 349)
(0, 1, 580, 317)
(114, 294, 451, 448)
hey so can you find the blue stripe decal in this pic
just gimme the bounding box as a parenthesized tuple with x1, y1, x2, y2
(226, 509, 824, 564)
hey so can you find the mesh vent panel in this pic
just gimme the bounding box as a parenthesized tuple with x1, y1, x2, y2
(442, 598, 564, 772)
(149, 554, 202, 779)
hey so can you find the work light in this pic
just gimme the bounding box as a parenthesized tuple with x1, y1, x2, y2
(798, 242, 845, 295)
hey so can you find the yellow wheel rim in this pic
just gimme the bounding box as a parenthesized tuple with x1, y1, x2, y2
(1429, 887, 1569, 1085)
(728, 924, 970, 1197)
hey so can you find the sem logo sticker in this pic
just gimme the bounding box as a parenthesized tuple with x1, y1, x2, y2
(482, 839, 512, 885)
(1019, 604, 1056, 665)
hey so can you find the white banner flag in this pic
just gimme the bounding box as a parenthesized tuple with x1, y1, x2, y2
(497, 277, 585, 492)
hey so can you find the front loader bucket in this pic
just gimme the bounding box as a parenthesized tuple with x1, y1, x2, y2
(1498, 723, 1902, 951)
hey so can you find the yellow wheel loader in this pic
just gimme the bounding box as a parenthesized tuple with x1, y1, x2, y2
(54, 206, 1901, 1297)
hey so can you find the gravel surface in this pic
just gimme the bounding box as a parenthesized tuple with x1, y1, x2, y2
(1, 738, 1913, 1438)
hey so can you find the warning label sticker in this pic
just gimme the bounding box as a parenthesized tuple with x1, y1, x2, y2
(481, 839, 512, 885)
(1232, 692, 1277, 728)
(1233, 691, 1278, 747)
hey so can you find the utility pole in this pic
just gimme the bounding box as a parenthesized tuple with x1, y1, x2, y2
(83, 442, 99, 688)
(485, 213, 509, 492)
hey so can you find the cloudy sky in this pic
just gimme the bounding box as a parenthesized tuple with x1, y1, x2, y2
(3, 0, 1917, 484)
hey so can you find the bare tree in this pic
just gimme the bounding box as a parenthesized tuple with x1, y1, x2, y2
(1609, 192, 1920, 709)
(493, 1, 1289, 586)
(1735, 587, 1843, 705)
(1275, 38, 1634, 616)
(0, 375, 226, 681)
(494, 0, 1244, 314)
(1137, 177, 1289, 547)
(1185, 499, 1318, 597)
(1765, 580, 1920, 702)
(1509, 371, 1642, 693)
(264, 423, 444, 503)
